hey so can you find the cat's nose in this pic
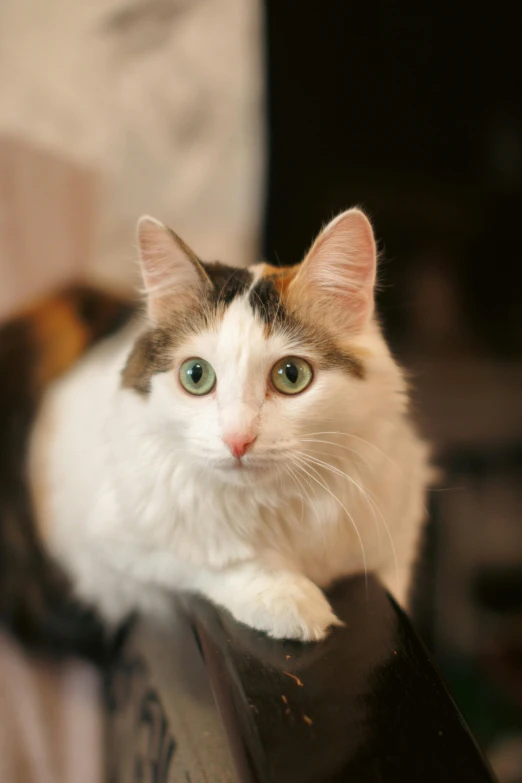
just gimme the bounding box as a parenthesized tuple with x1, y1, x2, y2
(222, 432, 257, 459)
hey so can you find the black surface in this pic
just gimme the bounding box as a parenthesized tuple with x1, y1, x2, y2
(189, 576, 495, 783)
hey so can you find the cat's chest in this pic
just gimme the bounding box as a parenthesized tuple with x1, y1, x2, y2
(109, 467, 362, 573)
(107, 468, 279, 568)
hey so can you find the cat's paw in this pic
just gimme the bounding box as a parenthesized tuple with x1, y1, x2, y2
(230, 575, 341, 642)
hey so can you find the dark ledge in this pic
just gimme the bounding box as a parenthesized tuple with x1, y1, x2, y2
(106, 575, 497, 783)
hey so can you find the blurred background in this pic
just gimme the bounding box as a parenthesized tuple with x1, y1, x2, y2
(0, 1, 521, 780)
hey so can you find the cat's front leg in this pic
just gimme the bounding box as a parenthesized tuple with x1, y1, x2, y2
(195, 561, 341, 642)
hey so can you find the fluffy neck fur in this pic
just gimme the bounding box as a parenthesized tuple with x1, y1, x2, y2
(29, 210, 430, 642)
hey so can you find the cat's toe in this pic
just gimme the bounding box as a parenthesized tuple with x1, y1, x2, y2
(237, 577, 340, 642)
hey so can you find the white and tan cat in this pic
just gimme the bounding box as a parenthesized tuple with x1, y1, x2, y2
(22, 209, 430, 643)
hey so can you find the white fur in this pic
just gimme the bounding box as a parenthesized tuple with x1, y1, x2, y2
(29, 291, 430, 641)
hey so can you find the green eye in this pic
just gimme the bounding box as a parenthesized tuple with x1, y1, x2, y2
(271, 356, 313, 395)
(179, 358, 216, 396)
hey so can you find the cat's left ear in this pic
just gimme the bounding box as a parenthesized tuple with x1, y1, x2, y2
(288, 209, 377, 334)
(137, 216, 211, 322)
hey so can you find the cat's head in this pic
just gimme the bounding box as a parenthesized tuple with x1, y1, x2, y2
(122, 209, 404, 484)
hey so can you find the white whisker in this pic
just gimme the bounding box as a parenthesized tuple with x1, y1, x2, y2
(285, 464, 304, 523)
(295, 451, 399, 587)
(301, 430, 403, 474)
(289, 454, 368, 591)
(286, 462, 322, 527)
(298, 441, 370, 469)
(294, 450, 382, 549)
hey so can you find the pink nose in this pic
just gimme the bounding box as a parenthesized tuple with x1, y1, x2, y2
(223, 432, 256, 459)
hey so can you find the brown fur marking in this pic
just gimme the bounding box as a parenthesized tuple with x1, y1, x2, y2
(122, 326, 178, 394)
(0, 285, 133, 659)
(256, 262, 298, 296)
(32, 298, 90, 389)
(124, 253, 365, 395)
(250, 268, 364, 378)
(123, 263, 254, 394)
(17, 285, 135, 392)
(30, 403, 55, 545)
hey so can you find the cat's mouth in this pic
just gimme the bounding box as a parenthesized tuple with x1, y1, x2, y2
(215, 457, 272, 475)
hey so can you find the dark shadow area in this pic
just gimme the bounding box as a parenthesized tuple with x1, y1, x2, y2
(263, 2, 522, 776)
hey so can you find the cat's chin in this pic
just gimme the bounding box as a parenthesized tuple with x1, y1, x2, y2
(213, 459, 275, 484)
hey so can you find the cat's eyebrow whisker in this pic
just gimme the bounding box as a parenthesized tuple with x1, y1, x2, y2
(289, 454, 368, 590)
(271, 274, 285, 326)
(245, 280, 264, 311)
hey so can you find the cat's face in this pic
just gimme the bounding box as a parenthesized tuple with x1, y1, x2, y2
(123, 210, 395, 484)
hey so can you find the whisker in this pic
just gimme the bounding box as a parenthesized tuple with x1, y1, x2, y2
(298, 442, 369, 469)
(296, 451, 399, 586)
(288, 456, 328, 550)
(286, 462, 322, 527)
(300, 430, 427, 508)
(290, 454, 368, 591)
(284, 464, 305, 524)
(301, 431, 403, 473)
(296, 450, 382, 546)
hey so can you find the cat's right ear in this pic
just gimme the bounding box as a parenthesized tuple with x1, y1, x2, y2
(137, 216, 211, 322)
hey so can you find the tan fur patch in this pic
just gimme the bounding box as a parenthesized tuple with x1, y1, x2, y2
(31, 297, 89, 390)
(346, 343, 373, 361)
(256, 263, 298, 297)
(248, 264, 365, 378)
(0, 284, 130, 657)
(18, 286, 133, 392)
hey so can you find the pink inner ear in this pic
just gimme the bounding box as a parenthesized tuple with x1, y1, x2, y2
(297, 209, 377, 332)
(137, 216, 204, 321)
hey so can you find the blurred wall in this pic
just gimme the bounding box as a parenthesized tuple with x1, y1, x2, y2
(0, 0, 264, 314)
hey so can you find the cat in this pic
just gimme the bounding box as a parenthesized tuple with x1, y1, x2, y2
(0, 208, 430, 653)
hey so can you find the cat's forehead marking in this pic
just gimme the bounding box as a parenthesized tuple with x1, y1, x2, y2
(248, 263, 298, 328)
(249, 264, 364, 378)
(198, 260, 298, 328)
(122, 259, 364, 395)
(122, 262, 256, 394)
(199, 261, 253, 307)
(252, 263, 298, 295)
